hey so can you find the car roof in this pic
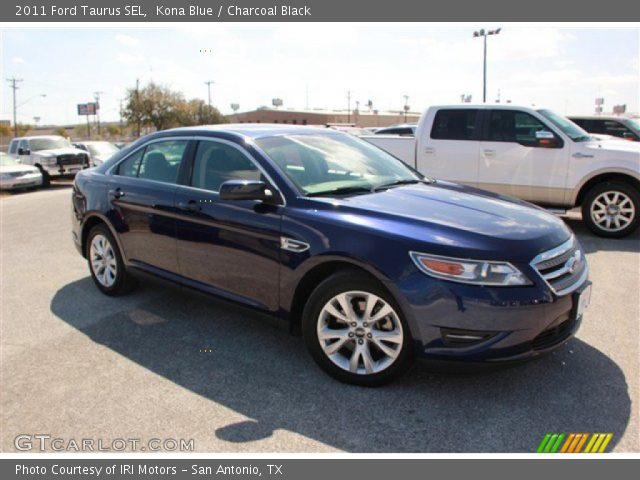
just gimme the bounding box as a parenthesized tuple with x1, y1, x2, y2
(162, 123, 339, 140)
(568, 115, 627, 120)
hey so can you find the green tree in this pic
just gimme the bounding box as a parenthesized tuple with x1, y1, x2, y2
(106, 124, 121, 139)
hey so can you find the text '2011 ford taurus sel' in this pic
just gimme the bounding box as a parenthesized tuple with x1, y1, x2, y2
(71, 125, 591, 386)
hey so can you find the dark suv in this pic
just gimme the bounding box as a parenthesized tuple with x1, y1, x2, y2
(71, 125, 590, 386)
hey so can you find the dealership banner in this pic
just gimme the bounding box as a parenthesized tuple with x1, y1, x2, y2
(3, 0, 638, 22)
(3, 459, 640, 479)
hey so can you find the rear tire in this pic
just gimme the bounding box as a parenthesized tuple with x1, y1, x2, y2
(302, 270, 413, 387)
(581, 181, 639, 238)
(86, 224, 136, 296)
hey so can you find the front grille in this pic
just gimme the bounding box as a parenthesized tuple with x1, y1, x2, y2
(532, 313, 574, 350)
(57, 154, 86, 166)
(531, 237, 588, 296)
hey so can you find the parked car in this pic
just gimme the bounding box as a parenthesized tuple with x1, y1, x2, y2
(569, 115, 639, 142)
(364, 105, 640, 238)
(8, 135, 89, 187)
(374, 124, 417, 136)
(0, 152, 43, 191)
(72, 125, 590, 386)
(73, 141, 120, 166)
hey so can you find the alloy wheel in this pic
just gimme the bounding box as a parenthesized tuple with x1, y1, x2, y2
(590, 190, 636, 232)
(89, 234, 118, 288)
(317, 291, 403, 375)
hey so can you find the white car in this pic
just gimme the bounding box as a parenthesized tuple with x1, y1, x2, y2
(73, 141, 120, 166)
(0, 153, 43, 191)
(364, 105, 640, 238)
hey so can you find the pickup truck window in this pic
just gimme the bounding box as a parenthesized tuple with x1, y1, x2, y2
(538, 109, 591, 142)
(8, 140, 18, 154)
(487, 110, 548, 146)
(430, 109, 478, 140)
(29, 137, 72, 151)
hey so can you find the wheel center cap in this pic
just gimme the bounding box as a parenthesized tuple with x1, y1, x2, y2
(607, 205, 619, 215)
(354, 327, 366, 338)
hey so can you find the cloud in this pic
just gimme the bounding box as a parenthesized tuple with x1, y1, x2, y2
(11, 57, 25, 64)
(115, 34, 140, 47)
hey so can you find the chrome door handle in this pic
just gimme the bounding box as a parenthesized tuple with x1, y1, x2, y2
(424, 147, 435, 154)
(177, 200, 201, 213)
(572, 152, 594, 158)
(108, 188, 124, 199)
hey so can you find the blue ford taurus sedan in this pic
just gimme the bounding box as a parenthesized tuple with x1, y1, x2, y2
(71, 125, 591, 386)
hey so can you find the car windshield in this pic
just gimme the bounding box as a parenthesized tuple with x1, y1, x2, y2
(87, 142, 119, 156)
(0, 154, 19, 166)
(256, 132, 421, 196)
(29, 137, 72, 151)
(537, 109, 591, 142)
(623, 118, 640, 132)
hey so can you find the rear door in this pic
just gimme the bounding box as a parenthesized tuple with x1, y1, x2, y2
(420, 108, 480, 185)
(107, 139, 191, 274)
(477, 109, 569, 205)
(174, 138, 282, 312)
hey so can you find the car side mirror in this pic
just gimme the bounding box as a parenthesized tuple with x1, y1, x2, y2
(17, 148, 30, 155)
(535, 130, 559, 148)
(622, 132, 636, 141)
(219, 179, 281, 204)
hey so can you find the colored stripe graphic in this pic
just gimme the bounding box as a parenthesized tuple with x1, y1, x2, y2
(538, 433, 613, 453)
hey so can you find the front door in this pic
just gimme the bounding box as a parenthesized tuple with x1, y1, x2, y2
(174, 139, 282, 312)
(477, 109, 569, 205)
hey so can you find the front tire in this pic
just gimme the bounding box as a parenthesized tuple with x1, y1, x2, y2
(302, 270, 413, 386)
(582, 181, 639, 238)
(86, 224, 136, 296)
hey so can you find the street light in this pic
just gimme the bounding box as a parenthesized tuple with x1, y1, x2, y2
(473, 28, 501, 103)
(17, 93, 46, 108)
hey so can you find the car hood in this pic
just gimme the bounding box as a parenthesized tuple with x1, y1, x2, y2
(308, 182, 572, 261)
(33, 148, 86, 157)
(581, 139, 640, 154)
(0, 164, 40, 174)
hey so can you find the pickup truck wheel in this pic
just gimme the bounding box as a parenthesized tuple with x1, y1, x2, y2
(87, 224, 136, 296)
(37, 166, 50, 188)
(302, 270, 413, 386)
(582, 181, 639, 238)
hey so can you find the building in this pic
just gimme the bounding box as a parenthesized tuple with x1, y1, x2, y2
(227, 107, 421, 128)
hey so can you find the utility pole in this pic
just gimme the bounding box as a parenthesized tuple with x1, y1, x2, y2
(403, 95, 409, 122)
(93, 91, 104, 136)
(205, 80, 214, 107)
(347, 90, 352, 124)
(135, 78, 141, 138)
(6, 77, 24, 137)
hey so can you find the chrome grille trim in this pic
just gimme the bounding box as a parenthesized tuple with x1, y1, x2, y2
(530, 235, 588, 296)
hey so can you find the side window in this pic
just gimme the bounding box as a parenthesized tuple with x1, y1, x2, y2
(487, 110, 549, 146)
(8, 140, 17, 155)
(191, 141, 261, 192)
(430, 109, 478, 140)
(18, 139, 29, 152)
(603, 120, 631, 139)
(138, 140, 188, 184)
(116, 148, 145, 177)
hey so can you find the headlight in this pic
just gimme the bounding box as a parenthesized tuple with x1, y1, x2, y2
(409, 252, 532, 286)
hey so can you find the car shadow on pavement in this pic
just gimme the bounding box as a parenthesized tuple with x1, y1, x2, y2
(563, 215, 640, 254)
(51, 276, 632, 452)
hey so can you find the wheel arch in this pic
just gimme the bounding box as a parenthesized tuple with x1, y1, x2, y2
(573, 169, 640, 207)
(80, 213, 124, 260)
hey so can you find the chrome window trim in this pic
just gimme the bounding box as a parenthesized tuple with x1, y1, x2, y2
(106, 135, 286, 206)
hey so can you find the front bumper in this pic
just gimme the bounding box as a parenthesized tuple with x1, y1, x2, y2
(41, 162, 87, 176)
(0, 173, 43, 190)
(397, 272, 590, 364)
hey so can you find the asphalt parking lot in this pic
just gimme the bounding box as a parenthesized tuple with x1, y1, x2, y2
(1, 183, 638, 453)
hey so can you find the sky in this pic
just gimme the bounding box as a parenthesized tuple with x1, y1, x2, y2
(1, 25, 638, 126)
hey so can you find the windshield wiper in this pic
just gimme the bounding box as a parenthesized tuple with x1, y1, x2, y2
(372, 178, 431, 192)
(306, 186, 373, 197)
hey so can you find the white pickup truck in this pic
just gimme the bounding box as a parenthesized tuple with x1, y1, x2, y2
(364, 105, 640, 238)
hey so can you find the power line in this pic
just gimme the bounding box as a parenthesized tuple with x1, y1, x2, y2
(6, 77, 24, 137)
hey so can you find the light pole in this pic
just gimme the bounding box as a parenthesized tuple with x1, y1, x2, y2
(473, 28, 501, 103)
(16, 93, 47, 134)
(205, 80, 214, 107)
(403, 95, 409, 122)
